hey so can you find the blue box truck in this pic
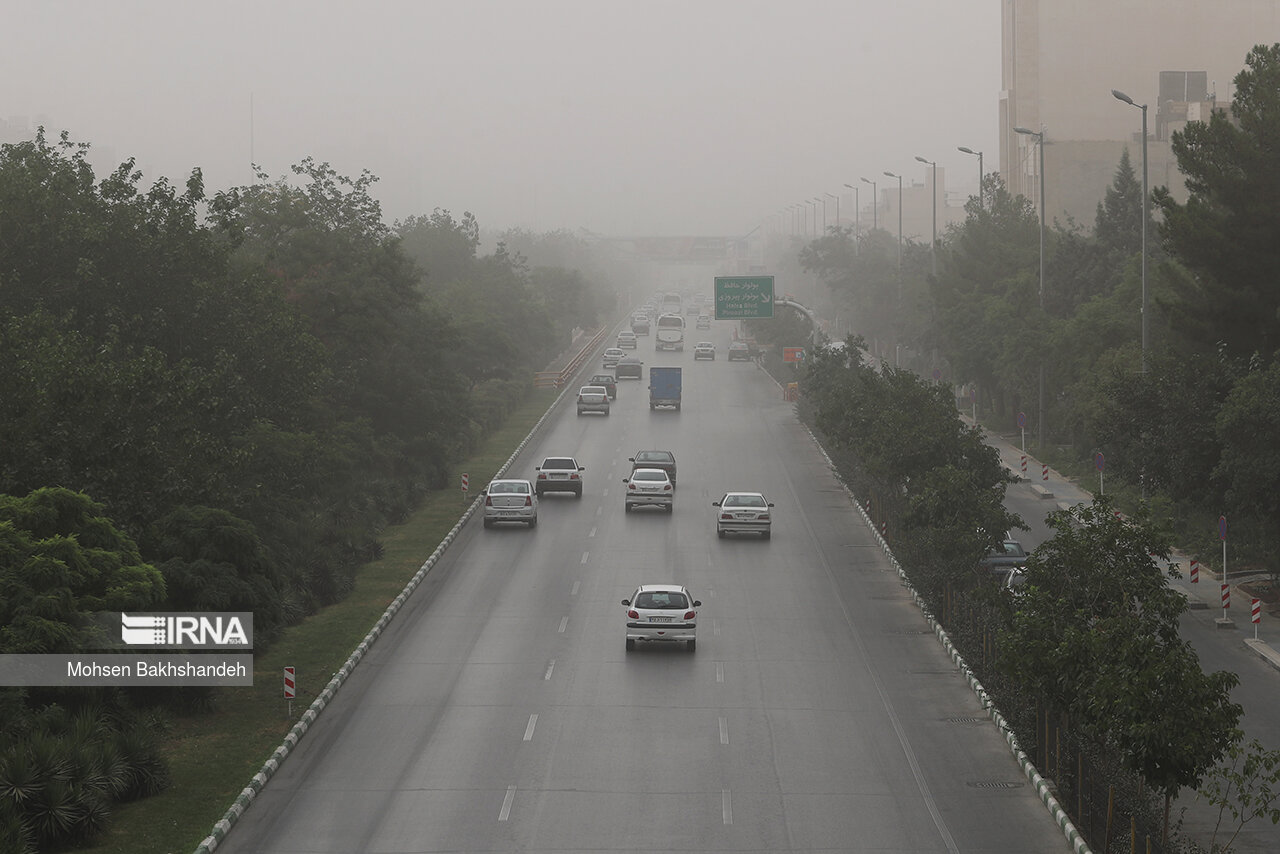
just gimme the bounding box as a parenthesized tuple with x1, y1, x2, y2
(648, 366, 682, 410)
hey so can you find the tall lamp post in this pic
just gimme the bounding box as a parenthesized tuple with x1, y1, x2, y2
(914, 156, 938, 275)
(1015, 125, 1046, 449)
(1112, 88, 1149, 373)
(860, 177, 877, 232)
(883, 170, 903, 300)
(816, 196, 827, 234)
(806, 198, 819, 240)
(843, 183, 860, 251)
(958, 146, 983, 210)
(825, 192, 838, 233)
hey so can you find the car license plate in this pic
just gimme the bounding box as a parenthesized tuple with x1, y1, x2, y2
(735, 512, 754, 519)
(649, 616, 673, 623)
(500, 510, 518, 516)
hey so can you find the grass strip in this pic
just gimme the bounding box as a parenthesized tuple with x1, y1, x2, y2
(83, 387, 558, 854)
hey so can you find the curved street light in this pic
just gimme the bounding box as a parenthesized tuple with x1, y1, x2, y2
(860, 177, 878, 232)
(914, 156, 938, 275)
(958, 146, 984, 211)
(1014, 125, 1046, 450)
(883, 171, 903, 303)
(843, 183, 860, 251)
(1112, 88, 1149, 373)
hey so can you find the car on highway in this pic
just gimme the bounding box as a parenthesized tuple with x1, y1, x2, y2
(617, 330, 638, 349)
(602, 347, 624, 368)
(576, 385, 610, 416)
(631, 314, 650, 335)
(535, 456, 586, 497)
(628, 449, 676, 485)
(696, 314, 711, 330)
(622, 468, 674, 512)
(588, 373, 617, 399)
(622, 584, 701, 652)
(481, 479, 538, 529)
(712, 492, 774, 539)
(615, 356, 643, 379)
(727, 341, 751, 361)
(693, 341, 716, 360)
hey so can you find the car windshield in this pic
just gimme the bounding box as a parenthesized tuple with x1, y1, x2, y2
(636, 451, 673, 463)
(633, 471, 667, 482)
(634, 591, 688, 610)
(489, 481, 529, 495)
(993, 542, 1026, 557)
(543, 458, 576, 469)
(724, 494, 765, 508)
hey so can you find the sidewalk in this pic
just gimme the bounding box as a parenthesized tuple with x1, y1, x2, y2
(966, 416, 1280, 673)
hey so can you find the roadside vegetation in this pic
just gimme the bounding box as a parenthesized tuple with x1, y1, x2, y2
(743, 43, 1280, 854)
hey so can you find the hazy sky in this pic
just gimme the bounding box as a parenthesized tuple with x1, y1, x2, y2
(6, 0, 1000, 237)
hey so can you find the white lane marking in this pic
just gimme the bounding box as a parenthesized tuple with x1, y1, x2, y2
(580, 552, 590, 565)
(499, 785, 516, 821)
(602, 488, 609, 497)
(716, 662, 724, 683)
(589, 526, 597, 538)
(713, 619, 721, 636)
(571, 581, 580, 596)
(719, 716, 729, 744)
(523, 714, 538, 741)
(722, 789, 732, 824)
(596, 506, 602, 516)
(558, 616, 569, 633)
(544, 659, 555, 680)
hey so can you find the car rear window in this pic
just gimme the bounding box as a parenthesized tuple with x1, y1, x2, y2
(636, 451, 673, 463)
(490, 481, 529, 494)
(725, 494, 765, 507)
(543, 458, 576, 469)
(633, 470, 667, 482)
(635, 591, 688, 609)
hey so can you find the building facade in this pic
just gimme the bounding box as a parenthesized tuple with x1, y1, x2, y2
(1000, 0, 1279, 227)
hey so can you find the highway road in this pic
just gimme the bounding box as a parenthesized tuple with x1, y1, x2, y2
(215, 322, 1076, 853)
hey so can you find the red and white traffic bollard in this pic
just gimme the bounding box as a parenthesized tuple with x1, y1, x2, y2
(1222, 584, 1230, 609)
(1190, 559, 1199, 583)
(1252, 598, 1261, 624)
(1020, 455, 1027, 475)
(1042, 463, 1049, 482)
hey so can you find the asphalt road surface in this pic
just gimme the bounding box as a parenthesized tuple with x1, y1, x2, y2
(214, 323, 1075, 854)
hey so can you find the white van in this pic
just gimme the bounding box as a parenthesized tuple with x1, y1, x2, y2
(655, 314, 685, 351)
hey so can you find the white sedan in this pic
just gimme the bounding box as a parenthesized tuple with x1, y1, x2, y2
(693, 341, 716, 360)
(622, 468, 673, 513)
(712, 492, 774, 539)
(602, 347, 624, 368)
(622, 584, 701, 652)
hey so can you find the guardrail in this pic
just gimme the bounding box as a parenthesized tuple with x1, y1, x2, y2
(534, 327, 609, 388)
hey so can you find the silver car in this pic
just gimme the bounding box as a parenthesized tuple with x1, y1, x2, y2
(603, 347, 624, 368)
(577, 385, 610, 416)
(713, 492, 774, 539)
(623, 584, 701, 652)
(622, 468, 673, 513)
(693, 341, 716, 360)
(481, 479, 538, 529)
(617, 330, 638, 349)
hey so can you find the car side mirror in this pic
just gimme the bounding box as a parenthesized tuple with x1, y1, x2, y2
(768, 502, 775, 507)
(579, 466, 586, 471)
(621, 478, 629, 484)
(692, 600, 702, 607)
(712, 501, 721, 507)
(628, 458, 636, 463)
(621, 599, 630, 606)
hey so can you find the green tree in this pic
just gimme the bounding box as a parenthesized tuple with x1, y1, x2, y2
(1214, 361, 1280, 563)
(1156, 43, 1280, 361)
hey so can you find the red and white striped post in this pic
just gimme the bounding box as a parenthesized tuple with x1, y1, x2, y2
(1042, 463, 1049, 482)
(284, 666, 296, 715)
(1020, 455, 1027, 475)
(1252, 598, 1262, 639)
(1222, 583, 1231, 619)
(461, 472, 469, 503)
(1189, 559, 1199, 584)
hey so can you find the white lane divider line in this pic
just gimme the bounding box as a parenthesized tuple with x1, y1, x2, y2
(719, 716, 729, 745)
(713, 619, 721, 636)
(571, 581, 580, 596)
(716, 662, 724, 683)
(523, 714, 538, 741)
(499, 786, 516, 821)
(596, 506, 602, 516)
(558, 616, 569, 633)
(580, 552, 590, 565)
(722, 789, 732, 825)
(544, 659, 555, 680)
(589, 526, 597, 538)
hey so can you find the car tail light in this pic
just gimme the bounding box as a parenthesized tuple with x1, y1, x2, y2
(570, 473, 580, 480)
(485, 495, 493, 506)
(524, 495, 532, 506)
(663, 484, 672, 491)
(720, 512, 733, 520)
(627, 483, 637, 491)
(684, 611, 696, 620)
(758, 513, 770, 520)
(537, 473, 547, 480)
(627, 609, 639, 619)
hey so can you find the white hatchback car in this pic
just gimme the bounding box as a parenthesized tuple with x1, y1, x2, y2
(622, 468, 673, 513)
(481, 479, 538, 528)
(622, 584, 701, 652)
(603, 347, 624, 368)
(693, 341, 716, 360)
(713, 492, 774, 539)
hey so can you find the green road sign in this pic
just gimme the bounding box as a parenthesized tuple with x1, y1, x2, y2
(714, 275, 775, 319)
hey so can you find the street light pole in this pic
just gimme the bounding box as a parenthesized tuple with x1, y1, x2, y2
(883, 170, 903, 301)
(1015, 125, 1046, 449)
(914, 156, 938, 276)
(816, 196, 827, 234)
(806, 198, 819, 239)
(1113, 88, 1149, 373)
(843, 183, 860, 251)
(860, 177, 877, 232)
(958, 146, 983, 210)
(825, 192, 838, 233)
